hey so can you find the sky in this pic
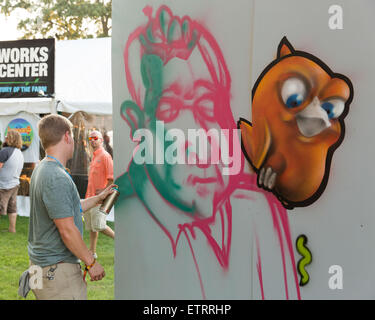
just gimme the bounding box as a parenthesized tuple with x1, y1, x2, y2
(0, 11, 24, 41)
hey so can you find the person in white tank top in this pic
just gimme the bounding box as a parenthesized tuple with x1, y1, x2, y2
(0, 130, 24, 233)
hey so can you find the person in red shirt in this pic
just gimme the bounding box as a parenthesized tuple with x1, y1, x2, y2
(84, 130, 115, 258)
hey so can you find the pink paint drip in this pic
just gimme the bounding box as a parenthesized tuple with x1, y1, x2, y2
(255, 232, 265, 300)
(182, 228, 207, 299)
(121, 5, 301, 300)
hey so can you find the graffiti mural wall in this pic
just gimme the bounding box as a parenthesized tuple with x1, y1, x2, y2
(113, 0, 375, 299)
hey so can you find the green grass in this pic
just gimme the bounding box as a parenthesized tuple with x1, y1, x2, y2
(0, 216, 114, 300)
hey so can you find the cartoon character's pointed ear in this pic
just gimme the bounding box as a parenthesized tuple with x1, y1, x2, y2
(277, 37, 295, 58)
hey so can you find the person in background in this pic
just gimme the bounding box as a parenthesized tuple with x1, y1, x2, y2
(28, 115, 113, 300)
(84, 130, 115, 259)
(0, 130, 24, 233)
(103, 131, 113, 159)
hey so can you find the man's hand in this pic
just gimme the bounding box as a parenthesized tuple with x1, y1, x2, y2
(95, 179, 114, 196)
(96, 184, 118, 204)
(80, 184, 118, 212)
(88, 260, 106, 281)
(54, 216, 106, 281)
(95, 188, 104, 195)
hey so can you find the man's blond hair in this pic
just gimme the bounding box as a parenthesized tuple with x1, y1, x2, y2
(38, 114, 73, 150)
(5, 129, 23, 149)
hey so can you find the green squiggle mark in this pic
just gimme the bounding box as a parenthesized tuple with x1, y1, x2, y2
(296, 234, 312, 286)
(2, 78, 43, 86)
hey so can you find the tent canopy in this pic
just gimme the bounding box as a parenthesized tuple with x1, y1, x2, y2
(0, 98, 54, 116)
(0, 37, 112, 116)
(56, 37, 112, 115)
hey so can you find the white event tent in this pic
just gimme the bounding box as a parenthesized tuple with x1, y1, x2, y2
(0, 37, 113, 221)
(0, 37, 112, 116)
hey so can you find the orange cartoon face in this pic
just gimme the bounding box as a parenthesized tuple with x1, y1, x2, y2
(239, 37, 354, 209)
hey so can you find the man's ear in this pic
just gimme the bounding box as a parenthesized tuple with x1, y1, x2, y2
(277, 36, 295, 59)
(120, 100, 145, 137)
(65, 130, 72, 143)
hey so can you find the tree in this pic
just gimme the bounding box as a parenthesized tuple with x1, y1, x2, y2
(0, 0, 112, 40)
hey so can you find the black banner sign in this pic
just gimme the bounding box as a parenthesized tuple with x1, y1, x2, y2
(0, 38, 55, 98)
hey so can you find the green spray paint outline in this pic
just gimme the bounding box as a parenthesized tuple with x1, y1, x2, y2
(117, 53, 196, 218)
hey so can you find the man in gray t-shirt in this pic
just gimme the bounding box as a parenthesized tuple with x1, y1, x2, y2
(27, 115, 114, 300)
(28, 160, 83, 267)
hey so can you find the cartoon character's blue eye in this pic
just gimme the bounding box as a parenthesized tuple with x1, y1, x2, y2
(321, 102, 334, 119)
(281, 77, 307, 109)
(286, 94, 304, 108)
(321, 99, 345, 119)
